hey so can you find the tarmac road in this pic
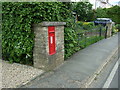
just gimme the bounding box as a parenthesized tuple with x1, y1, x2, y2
(109, 68, 118, 88)
(88, 50, 119, 88)
(103, 59, 119, 88)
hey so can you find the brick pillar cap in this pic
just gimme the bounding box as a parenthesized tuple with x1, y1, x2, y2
(33, 21, 66, 27)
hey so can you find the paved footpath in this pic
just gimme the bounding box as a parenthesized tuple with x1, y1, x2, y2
(22, 34, 118, 88)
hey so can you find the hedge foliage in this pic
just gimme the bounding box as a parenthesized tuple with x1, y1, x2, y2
(2, 2, 75, 64)
(2, 2, 104, 64)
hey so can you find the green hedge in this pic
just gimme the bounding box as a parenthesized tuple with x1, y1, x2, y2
(2, 2, 74, 64)
(2, 2, 105, 64)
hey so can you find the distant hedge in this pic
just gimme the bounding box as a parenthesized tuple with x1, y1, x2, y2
(2, 2, 74, 64)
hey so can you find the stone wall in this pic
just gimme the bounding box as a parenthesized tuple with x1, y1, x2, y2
(106, 22, 113, 37)
(33, 22, 66, 71)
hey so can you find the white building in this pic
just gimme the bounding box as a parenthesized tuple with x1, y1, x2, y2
(118, 1, 120, 6)
(71, 0, 112, 9)
(89, 0, 112, 9)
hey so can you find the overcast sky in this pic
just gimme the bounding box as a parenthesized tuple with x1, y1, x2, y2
(109, 0, 120, 5)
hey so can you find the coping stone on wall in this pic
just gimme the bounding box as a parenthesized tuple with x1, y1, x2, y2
(33, 22, 66, 27)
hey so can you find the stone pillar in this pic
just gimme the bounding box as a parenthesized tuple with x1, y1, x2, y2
(106, 22, 113, 37)
(33, 22, 66, 71)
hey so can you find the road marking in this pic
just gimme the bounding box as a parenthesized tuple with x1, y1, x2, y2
(103, 60, 118, 88)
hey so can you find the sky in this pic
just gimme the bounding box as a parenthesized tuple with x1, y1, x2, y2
(109, 0, 120, 5)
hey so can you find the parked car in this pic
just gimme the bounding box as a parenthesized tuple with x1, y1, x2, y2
(94, 18, 112, 26)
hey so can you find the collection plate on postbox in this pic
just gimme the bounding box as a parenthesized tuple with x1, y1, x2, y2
(48, 26, 56, 55)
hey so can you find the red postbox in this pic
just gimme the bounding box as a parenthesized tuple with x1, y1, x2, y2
(48, 26, 56, 55)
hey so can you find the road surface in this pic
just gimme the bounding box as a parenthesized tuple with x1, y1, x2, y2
(109, 69, 118, 88)
(89, 52, 119, 88)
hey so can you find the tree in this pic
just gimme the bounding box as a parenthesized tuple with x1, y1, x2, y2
(74, 2, 94, 21)
(95, 5, 120, 24)
(95, 8, 108, 18)
(107, 5, 120, 24)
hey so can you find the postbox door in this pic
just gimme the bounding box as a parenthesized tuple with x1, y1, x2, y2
(48, 26, 56, 55)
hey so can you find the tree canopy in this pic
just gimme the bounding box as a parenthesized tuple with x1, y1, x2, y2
(95, 5, 120, 24)
(73, 2, 94, 21)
